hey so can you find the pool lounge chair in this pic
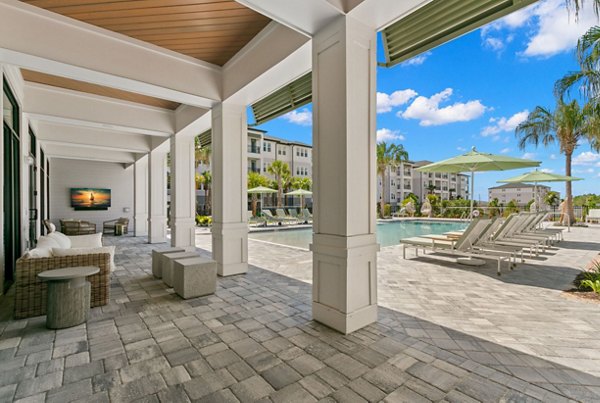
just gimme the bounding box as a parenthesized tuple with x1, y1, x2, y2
(301, 209, 313, 224)
(400, 218, 514, 275)
(248, 210, 266, 227)
(288, 208, 302, 223)
(263, 210, 285, 226)
(276, 209, 297, 224)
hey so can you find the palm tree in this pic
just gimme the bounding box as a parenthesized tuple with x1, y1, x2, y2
(195, 141, 211, 168)
(247, 172, 269, 216)
(377, 142, 408, 218)
(564, 0, 600, 19)
(197, 171, 212, 213)
(515, 100, 594, 222)
(544, 191, 560, 207)
(291, 177, 312, 209)
(426, 184, 436, 195)
(267, 160, 290, 208)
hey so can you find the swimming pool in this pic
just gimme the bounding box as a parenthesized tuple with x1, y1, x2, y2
(249, 219, 468, 249)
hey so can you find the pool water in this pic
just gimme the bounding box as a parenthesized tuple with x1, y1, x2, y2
(249, 220, 468, 249)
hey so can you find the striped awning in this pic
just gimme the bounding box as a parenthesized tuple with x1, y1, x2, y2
(380, 0, 536, 67)
(250, 73, 312, 126)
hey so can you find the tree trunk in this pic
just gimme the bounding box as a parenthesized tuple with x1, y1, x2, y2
(565, 152, 576, 224)
(379, 172, 385, 218)
(206, 186, 211, 214)
(251, 195, 257, 216)
(277, 177, 282, 208)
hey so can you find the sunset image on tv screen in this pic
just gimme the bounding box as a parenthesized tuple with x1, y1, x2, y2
(71, 188, 111, 209)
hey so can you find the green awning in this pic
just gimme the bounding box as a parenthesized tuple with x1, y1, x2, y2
(250, 73, 312, 126)
(380, 0, 536, 67)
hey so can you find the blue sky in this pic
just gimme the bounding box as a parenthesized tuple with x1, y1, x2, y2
(252, 0, 600, 201)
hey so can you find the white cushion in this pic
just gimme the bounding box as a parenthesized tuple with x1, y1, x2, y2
(23, 248, 52, 258)
(47, 232, 71, 249)
(52, 245, 116, 271)
(36, 236, 61, 250)
(47, 222, 56, 233)
(68, 233, 103, 248)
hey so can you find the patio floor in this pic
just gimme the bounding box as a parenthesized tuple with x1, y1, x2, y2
(0, 225, 599, 402)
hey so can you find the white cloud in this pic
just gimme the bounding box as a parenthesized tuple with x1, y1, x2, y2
(573, 151, 600, 165)
(377, 90, 417, 113)
(481, 0, 598, 58)
(550, 154, 557, 160)
(376, 128, 405, 143)
(282, 108, 312, 126)
(540, 168, 554, 173)
(481, 110, 529, 136)
(457, 146, 467, 152)
(400, 88, 487, 126)
(522, 152, 537, 160)
(500, 147, 511, 154)
(402, 52, 431, 66)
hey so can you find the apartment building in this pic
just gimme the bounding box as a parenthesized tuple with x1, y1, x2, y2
(488, 182, 554, 204)
(377, 162, 416, 206)
(410, 161, 470, 203)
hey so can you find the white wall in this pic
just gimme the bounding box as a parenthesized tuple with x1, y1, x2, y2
(49, 159, 134, 232)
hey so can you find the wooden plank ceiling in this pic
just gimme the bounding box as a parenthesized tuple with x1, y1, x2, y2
(21, 0, 272, 66)
(22, 69, 181, 110)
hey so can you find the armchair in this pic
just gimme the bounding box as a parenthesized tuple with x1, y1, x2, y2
(103, 217, 129, 235)
(60, 219, 96, 235)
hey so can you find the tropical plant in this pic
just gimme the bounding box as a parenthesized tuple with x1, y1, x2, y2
(448, 188, 456, 200)
(426, 184, 436, 195)
(195, 139, 211, 168)
(488, 198, 500, 218)
(564, 0, 600, 17)
(197, 171, 212, 212)
(377, 142, 409, 218)
(290, 177, 312, 209)
(580, 279, 600, 294)
(515, 99, 596, 223)
(504, 199, 519, 217)
(267, 160, 291, 208)
(544, 191, 560, 207)
(248, 172, 269, 217)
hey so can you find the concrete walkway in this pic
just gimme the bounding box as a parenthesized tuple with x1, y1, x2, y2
(0, 226, 598, 402)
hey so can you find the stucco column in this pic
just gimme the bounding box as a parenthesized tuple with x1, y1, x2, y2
(211, 103, 248, 276)
(133, 155, 148, 237)
(147, 147, 168, 244)
(311, 16, 379, 334)
(170, 135, 196, 250)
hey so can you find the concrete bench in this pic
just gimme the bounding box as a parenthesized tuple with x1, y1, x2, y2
(38, 266, 99, 329)
(162, 252, 200, 287)
(173, 257, 217, 299)
(152, 247, 185, 278)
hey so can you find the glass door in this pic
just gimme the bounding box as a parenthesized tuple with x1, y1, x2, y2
(3, 79, 21, 292)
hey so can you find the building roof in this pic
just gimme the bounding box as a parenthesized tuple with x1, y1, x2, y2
(489, 182, 550, 190)
(263, 135, 311, 148)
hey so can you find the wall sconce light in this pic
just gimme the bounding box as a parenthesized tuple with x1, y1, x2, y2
(123, 207, 131, 213)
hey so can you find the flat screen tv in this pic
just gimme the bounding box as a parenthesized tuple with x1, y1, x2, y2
(70, 188, 111, 210)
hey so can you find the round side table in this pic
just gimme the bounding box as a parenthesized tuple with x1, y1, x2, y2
(38, 266, 100, 329)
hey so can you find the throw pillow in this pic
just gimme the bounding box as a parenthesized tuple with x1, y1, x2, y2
(23, 248, 52, 258)
(37, 236, 61, 250)
(52, 245, 116, 271)
(68, 232, 103, 248)
(47, 232, 71, 249)
(48, 222, 56, 233)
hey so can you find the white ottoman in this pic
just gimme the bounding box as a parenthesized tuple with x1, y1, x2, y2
(162, 252, 199, 287)
(152, 248, 185, 278)
(173, 257, 217, 299)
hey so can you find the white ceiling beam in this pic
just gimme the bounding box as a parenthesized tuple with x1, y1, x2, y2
(24, 83, 174, 137)
(175, 105, 210, 135)
(44, 144, 136, 164)
(35, 122, 151, 153)
(235, 0, 343, 37)
(223, 22, 310, 104)
(0, 0, 222, 108)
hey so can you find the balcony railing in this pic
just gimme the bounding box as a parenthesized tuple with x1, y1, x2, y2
(404, 185, 411, 190)
(248, 145, 261, 154)
(404, 171, 411, 176)
(248, 167, 260, 173)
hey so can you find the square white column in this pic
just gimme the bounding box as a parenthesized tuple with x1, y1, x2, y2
(148, 147, 168, 244)
(170, 135, 196, 250)
(311, 16, 379, 334)
(211, 103, 248, 276)
(133, 155, 148, 237)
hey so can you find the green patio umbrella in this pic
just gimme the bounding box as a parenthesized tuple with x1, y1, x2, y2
(285, 189, 312, 209)
(417, 147, 541, 217)
(248, 186, 277, 215)
(498, 170, 582, 217)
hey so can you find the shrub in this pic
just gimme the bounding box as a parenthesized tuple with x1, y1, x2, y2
(383, 204, 392, 218)
(580, 279, 600, 294)
(196, 215, 212, 226)
(575, 260, 600, 291)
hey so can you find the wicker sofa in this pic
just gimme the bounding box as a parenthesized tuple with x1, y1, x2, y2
(15, 253, 110, 319)
(60, 219, 97, 235)
(14, 231, 114, 319)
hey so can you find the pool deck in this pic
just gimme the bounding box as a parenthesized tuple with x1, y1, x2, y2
(0, 224, 598, 402)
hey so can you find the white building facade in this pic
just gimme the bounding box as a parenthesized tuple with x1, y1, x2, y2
(488, 182, 554, 205)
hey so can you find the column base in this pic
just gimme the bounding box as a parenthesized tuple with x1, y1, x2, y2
(311, 233, 379, 334)
(148, 216, 167, 244)
(313, 301, 377, 334)
(211, 222, 248, 276)
(172, 217, 196, 249)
